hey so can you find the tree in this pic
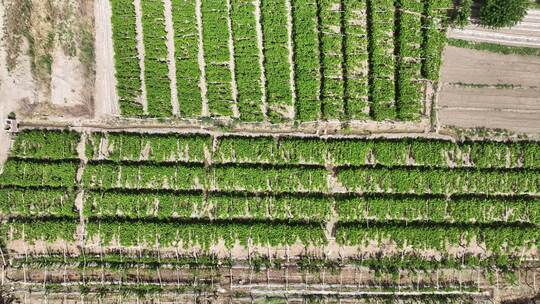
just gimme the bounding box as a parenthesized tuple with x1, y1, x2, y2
(452, 0, 473, 28)
(479, 0, 529, 28)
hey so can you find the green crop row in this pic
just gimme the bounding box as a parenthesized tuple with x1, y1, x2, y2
(231, 0, 264, 121)
(396, 0, 424, 120)
(142, 0, 172, 117)
(82, 162, 328, 193)
(86, 131, 540, 169)
(10, 129, 80, 160)
(3, 219, 78, 243)
(292, 0, 321, 121)
(422, 0, 452, 80)
(368, 0, 397, 120)
(338, 167, 540, 195)
(83, 188, 538, 225)
(0, 159, 78, 188)
(172, 0, 203, 117)
(213, 135, 540, 168)
(83, 160, 540, 196)
(319, 0, 345, 120)
(261, 0, 293, 123)
(343, 0, 369, 120)
(336, 195, 539, 224)
(0, 187, 76, 218)
(82, 162, 206, 191)
(202, 0, 234, 117)
(86, 220, 326, 248)
(209, 165, 328, 192)
(86, 132, 210, 163)
(83, 190, 332, 222)
(110, 0, 144, 116)
(336, 222, 538, 254)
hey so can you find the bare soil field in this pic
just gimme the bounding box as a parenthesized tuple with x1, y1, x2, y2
(448, 10, 540, 48)
(438, 46, 540, 134)
(0, 0, 96, 120)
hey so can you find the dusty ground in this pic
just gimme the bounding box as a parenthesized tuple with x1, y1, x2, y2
(94, 0, 119, 118)
(0, 0, 35, 165)
(437, 46, 540, 134)
(1, 0, 95, 120)
(449, 9, 540, 48)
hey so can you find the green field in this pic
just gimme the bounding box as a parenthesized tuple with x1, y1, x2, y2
(111, 0, 452, 121)
(2, 129, 538, 251)
(1, 128, 538, 300)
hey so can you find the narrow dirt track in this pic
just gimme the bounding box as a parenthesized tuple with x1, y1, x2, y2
(94, 0, 119, 118)
(163, 0, 179, 115)
(448, 9, 540, 48)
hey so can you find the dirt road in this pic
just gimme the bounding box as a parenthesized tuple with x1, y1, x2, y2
(94, 0, 119, 118)
(438, 46, 540, 134)
(448, 9, 540, 48)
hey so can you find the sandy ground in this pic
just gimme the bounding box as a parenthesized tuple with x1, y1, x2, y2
(438, 46, 540, 134)
(94, 0, 119, 117)
(50, 48, 85, 107)
(0, 2, 36, 166)
(164, 0, 179, 115)
(449, 9, 540, 48)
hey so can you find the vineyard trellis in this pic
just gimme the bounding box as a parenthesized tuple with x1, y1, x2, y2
(109, 0, 453, 122)
(1, 129, 537, 263)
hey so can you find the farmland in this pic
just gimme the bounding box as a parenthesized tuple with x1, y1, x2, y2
(109, 0, 452, 122)
(1, 0, 540, 302)
(0, 129, 538, 302)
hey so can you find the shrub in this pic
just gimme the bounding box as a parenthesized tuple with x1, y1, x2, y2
(453, 0, 473, 27)
(479, 0, 528, 28)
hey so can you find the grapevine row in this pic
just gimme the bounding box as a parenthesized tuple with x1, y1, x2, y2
(261, 0, 293, 123)
(10, 129, 80, 160)
(368, 0, 396, 120)
(84, 190, 331, 222)
(343, 0, 369, 119)
(395, 0, 425, 120)
(291, 0, 321, 121)
(142, 0, 173, 116)
(171, 0, 203, 117)
(336, 222, 538, 254)
(202, 0, 234, 116)
(110, 0, 144, 116)
(231, 0, 265, 121)
(319, 0, 345, 120)
(86, 131, 540, 169)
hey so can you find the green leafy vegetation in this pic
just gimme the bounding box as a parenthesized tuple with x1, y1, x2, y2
(3, 129, 538, 289)
(448, 38, 540, 57)
(108, 0, 453, 122)
(110, 0, 143, 115)
(479, 0, 529, 28)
